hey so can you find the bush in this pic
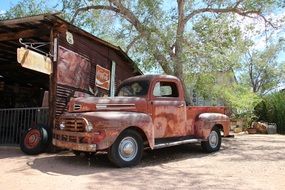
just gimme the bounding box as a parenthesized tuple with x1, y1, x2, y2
(254, 92, 285, 134)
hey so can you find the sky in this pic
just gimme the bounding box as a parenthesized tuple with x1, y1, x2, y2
(1, 0, 18, 11)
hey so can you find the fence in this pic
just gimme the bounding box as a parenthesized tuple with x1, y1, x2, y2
(0, 107, 49, 145)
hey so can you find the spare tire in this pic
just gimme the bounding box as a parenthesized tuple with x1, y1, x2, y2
(20, 125, 49, 155)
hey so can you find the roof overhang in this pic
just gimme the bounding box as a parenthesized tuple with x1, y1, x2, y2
(0, 13, 143, 75)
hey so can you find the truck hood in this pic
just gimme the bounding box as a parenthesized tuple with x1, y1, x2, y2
(67, 96, 147, 113)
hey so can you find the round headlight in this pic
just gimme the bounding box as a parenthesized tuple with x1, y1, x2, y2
(85, 122, 93, 132)
(59, 122, 65, 130)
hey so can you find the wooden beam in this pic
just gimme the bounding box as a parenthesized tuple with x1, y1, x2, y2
(0, 28, 50, 42)
(0, 15, 45, 26)
(0, 49, 17, 55)
(0, 57, 10, 61)
(0, 63, 19, 71)
(0, 42, 17, 49)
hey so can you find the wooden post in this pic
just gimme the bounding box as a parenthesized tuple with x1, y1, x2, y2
(48, 27, 58, 128)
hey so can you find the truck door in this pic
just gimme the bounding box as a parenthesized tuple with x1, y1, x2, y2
(150, 80, 187, 138)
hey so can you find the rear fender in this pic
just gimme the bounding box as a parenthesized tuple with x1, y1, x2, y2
(82, 112, 154, 149)
(194, 113, 230, 139)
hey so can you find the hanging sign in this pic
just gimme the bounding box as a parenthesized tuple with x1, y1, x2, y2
(95, 65, 110, 90)
(17, 47, 52, 75)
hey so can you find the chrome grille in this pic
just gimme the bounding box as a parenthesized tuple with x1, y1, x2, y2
(59, 118, 86, 132)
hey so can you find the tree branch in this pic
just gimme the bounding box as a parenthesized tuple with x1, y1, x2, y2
(233, 0, 244, 8)
(71, 5, 120, 24)
(173, 0, 185, 77)
(184, 7, 261, 24)
(183, 0, 278, 27)
(258, 14, 278, 29)
(126, 35, 140, 53)
(108, 0, 142, 31)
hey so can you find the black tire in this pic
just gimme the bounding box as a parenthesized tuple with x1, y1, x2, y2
(73, 151, 95, 158)
(20, 125, 49, 155)
(108, 129, 143, 167)
(73, 151, 82, 156)
(201, 126, 221, 153)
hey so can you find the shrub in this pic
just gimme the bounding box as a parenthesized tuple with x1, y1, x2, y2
(254, 92, 285, 134)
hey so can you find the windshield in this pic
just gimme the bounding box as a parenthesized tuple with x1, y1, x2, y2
(116, 80, 149, 97)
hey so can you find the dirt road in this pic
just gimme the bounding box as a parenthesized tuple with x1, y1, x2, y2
(1, 134, 285, 190)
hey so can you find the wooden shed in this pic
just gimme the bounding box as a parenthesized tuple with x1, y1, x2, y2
(0, 13, 142, 145)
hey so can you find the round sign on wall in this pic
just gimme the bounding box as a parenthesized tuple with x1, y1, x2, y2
(66, 31, 74, 45)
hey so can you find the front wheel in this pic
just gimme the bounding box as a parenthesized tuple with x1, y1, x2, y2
(201, 126, 221, 153)
(108, 130, 143, 167)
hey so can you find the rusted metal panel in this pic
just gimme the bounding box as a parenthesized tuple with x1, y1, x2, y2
(53, 75, 230, 153)
(54, 111, 154, 150)
(186, 106, 226, 135)
(52, 138, 96, 152)
(148, 76, 186, 138)
(194, 113, 230, 139)
(57, 46, 91, 90)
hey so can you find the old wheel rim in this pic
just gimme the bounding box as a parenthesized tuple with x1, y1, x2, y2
(24, 129, 41, 149)
(209, 130, 219, 148)
(118, 137, 138, 162)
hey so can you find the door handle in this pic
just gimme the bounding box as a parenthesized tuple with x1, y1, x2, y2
(177, 103, 184, 108)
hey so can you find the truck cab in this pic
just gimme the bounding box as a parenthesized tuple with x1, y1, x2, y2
(53, 75, 230, 167)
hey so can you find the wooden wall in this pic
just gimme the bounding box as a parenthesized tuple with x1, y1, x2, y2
(54, 30, 139, 116)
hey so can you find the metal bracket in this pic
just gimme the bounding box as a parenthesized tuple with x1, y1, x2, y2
(19, 38, 53, 57)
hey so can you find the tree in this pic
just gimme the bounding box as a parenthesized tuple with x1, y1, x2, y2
(239, 41, 284, 94)
(68, 0, 281, 80)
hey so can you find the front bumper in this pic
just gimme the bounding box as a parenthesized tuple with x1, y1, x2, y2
(52, 129, 97, 152)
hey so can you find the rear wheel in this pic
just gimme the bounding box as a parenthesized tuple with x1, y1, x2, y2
(201, 126, 221, 153)
(20, 125, 49, 155)
(108, 130, 143, 167)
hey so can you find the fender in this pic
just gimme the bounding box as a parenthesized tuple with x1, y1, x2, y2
(194, 113, 230, 139)
(75, 111, 154, 150)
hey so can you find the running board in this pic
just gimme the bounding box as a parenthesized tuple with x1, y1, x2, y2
(154, 139, 202, 149)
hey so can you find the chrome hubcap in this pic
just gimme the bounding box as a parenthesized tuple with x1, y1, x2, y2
(209, 130, 219, 148)
(118, 137, 138, 161)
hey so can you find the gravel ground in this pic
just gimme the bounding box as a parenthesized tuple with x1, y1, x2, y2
(0, 134, 285, 190)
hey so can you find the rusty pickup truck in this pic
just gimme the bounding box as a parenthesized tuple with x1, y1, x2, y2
(53, 75, 230, 167)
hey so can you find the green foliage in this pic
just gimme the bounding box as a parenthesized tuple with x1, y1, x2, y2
(189, 71, 261, 123)
(238, 41, 285, 94)
(254, 92, 285, 134)
(189, 15, 248, 73)
(223, 84, 261, 117)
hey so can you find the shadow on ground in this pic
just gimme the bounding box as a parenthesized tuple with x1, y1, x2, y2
(26, 143, 209, 176)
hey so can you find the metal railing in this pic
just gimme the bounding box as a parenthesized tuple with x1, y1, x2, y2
(0, 107, 49, 145)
